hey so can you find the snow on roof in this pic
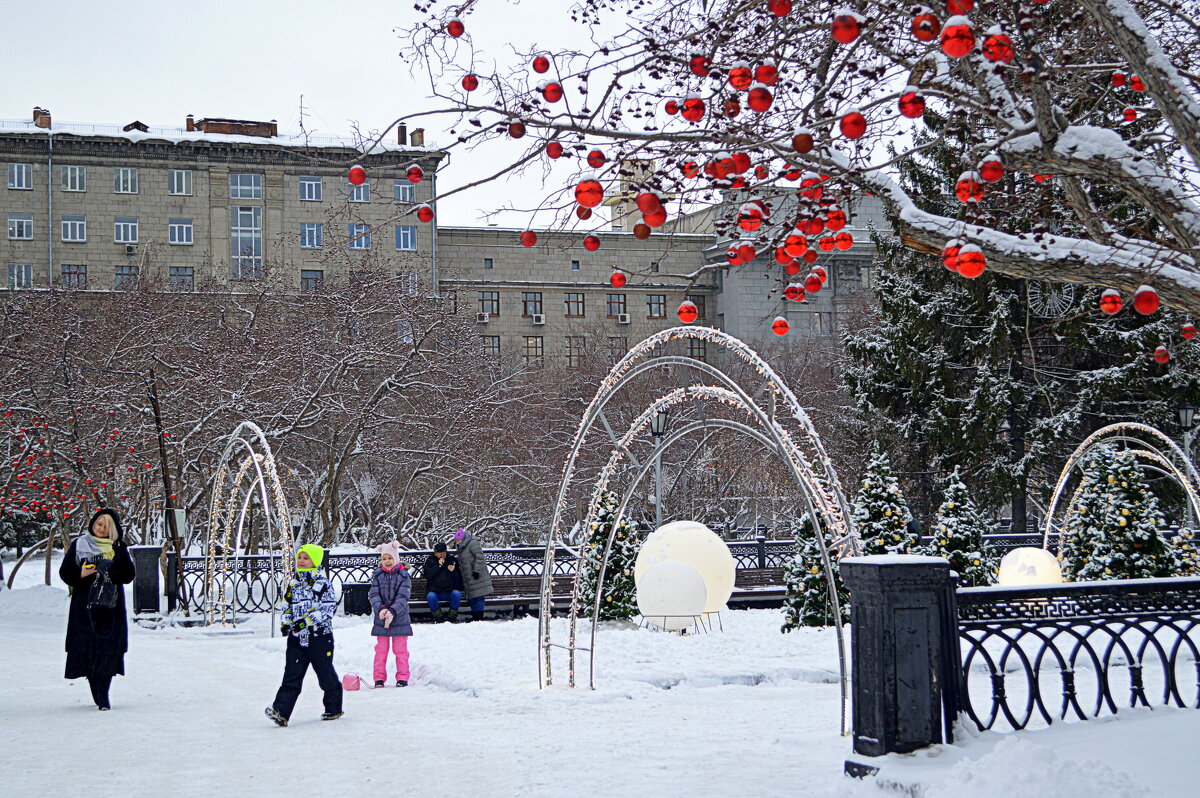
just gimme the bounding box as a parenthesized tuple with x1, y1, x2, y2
(0, 117, 437, 154)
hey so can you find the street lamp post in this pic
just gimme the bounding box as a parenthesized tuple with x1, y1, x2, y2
(650, 411, 668, 529)
(1178, 401, 1196, 528)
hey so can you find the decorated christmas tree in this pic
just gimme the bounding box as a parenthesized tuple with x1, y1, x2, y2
(1062, 445, 1178, 580)
(577, 490, 639, 621)
(1173, 528, 1200, 576)
(852, 447, 919, 555)
(924, 468, 994, 587)
(782, 518, 849, 631)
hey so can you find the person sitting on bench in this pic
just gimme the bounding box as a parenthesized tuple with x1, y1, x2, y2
(422, 542, 463, 621)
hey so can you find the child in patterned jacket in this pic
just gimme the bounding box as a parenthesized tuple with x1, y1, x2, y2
(265, 544, 344, 726)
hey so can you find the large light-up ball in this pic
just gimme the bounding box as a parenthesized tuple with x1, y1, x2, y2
(635, 560, 707, 631)
(635, 520, 735, 614)
(997, 547, 1063, 586)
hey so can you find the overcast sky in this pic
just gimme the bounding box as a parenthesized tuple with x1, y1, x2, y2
(4, 0, 586, 227)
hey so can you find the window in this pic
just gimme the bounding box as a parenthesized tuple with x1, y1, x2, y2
(607, 336, 627, 362)
(61, 264, 87, 289)
(396, 225, 417, 251)
(169, 266, 194, 292)
(349, 178, 370, 203)
(564, 293, 585, 317)
(687, 294, 707, 319)
(8, 163, 32, 190)
(8, 213, 32, 239)
(114, 217, 139, 244)
(398, 273, 419, 296)
(483, 257, 494, 270)
(650, 261, 660, 274)
(394, 181, 415, 203)
(647, 295, 666, 319)
(809, 311, 833, 336)
(441, 290, 458, 314)
(570, 259, 580, 271)
(482, 336, 501, 357)
(168, 218, 193, 246)
(606, 294, 627, 318)
(113, 167, 138, 194)
(479, 290, 500, 316)
(687, 339, 707, 362)
(299, 176, 323, 202)
(300, 222, 323, 249)
(349, 224, 371, 250)
(61, 215, 86, 242)
(230, 206, 262, 279)
(229, 173, 262, 199)
(301, 269, 324, 292)
(523, 336, 544, 367)
(521, 291, 543, 317)
(397, 318, 414, 344)
(168, 169, 193, 196)
(565, 336, 586, 370)
(7, 263, 32, 289)
(61, 165, 86, 192)
(115, 264, 139, 291)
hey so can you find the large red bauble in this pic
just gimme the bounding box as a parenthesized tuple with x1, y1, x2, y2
(825, 208, 847, 231)
(983, 33, 1015, 64)
(575, 179, 604, 207)
(1112, 71, 1127, 87)
(818, 236, 836, 252)
(835, 232, 854, 250)
(407, 165, 424, 183)
(942, 239, 961, 272)
(767, 0, 792, 17)
(665, 99, 679, 115)
(755, 164, 769, 180)
(772, 316, 790, 336)
(533, 56, 550, 74)
(792, 130, 814, 154)
(636, 192, 662, 214)
(348, 165, 367, 186)
(955, 171, 984, 203)
(723, 100, 741, 118)
(755, 62, 778, 86)
(800, 172, 823, 200)
(840, 111, 867, 139)
(956, 244, 986, 278)
(689, 55, 711, 77)
(784, 283, 805, 302)
(946, 0, 973, 13)
(677, 301, 699, 324)
(731, 152, 751, 173)
(831, 14, 861, 44)
(1130, 75, 1146, 92)
(1154, 346, 1170, 364)
(912, 13, 941, 42)
(542, 82, 564, 103)
(737, 243, 757, 262)
(979, 156, 1004, 183)
(610, 271, 626, 288)
(633, 223, 651, 240)
(775, 247, 796, 266)
(462, 74, 479, 91)
(1133, 284, 1160, 315)
(1123, 107, 1138, 123)
(899, 91, 926, 119)
(508, 121, 526, 138)
(1034, 173, 1053, 183)
(784, 234, 808, 257)
(520, 230, 538, 247)
(813, 266, 828, 283)
(681, 97, 705, 122)
(799, 218, 824, 237)
(587, 149, 607, 168)
(804, 274, 823, 294)
(727, 247, 745, 266)
(416, 204, 434, 223)
(643, 206, 668, 227)
(1183, 323, 1197, 340)
(546, 141, 564, 159)
(681, 161, 700, 178)
(941, 18, 975, 58)
(729, 62, 753, 90)
(737, 205, 764, 232)
(583, 235, 601, 252)
(446, 17, 465, 37)
(748, 86, 773, 112)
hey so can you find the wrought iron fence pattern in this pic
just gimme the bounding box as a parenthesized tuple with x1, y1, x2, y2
(953, 577, 1200, 732)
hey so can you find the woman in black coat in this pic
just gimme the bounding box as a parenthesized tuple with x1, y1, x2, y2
(59, 508, 135, 710)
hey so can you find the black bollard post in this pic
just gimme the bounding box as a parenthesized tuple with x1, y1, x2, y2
(130, 546, 162, 614)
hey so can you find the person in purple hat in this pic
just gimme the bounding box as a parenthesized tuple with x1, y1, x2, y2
(453, 528, 493, 622)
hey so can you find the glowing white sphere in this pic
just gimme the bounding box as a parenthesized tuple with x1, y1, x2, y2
(635, 520, 735, 614)
(997, 547, 1063, 586)
(635, 560, 707, 631)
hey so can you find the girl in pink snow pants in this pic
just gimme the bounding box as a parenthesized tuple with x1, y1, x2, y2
(369, 541, 412, 687)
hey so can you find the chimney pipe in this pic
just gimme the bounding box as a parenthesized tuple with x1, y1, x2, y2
(398, 123, 408, 147)
(33, 107, 51, 129)
(185, 115, 195, 132)
(410, 128, 425, 147)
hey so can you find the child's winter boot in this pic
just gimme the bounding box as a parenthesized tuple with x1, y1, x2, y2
(447, 608, 459, 622)
(430, 609, 444, 622)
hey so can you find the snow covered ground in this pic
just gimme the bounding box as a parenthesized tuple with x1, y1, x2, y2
(2, 566, 1198, 797)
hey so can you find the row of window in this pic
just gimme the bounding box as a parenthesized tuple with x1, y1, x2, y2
(482, 335, 708, 368)
(4, 263, 194, 291)
(481, 257, 661, 274)
(7, 213, 193, 245)
(6, 163, 419, 203)
(477, 291, 706, 320)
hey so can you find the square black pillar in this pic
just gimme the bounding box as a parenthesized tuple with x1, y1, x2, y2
(130, 545, 162, 615)
(841, 555, 957, 762)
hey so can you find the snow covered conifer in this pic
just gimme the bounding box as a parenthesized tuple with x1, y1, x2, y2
(578, 490, 639, 620)
(852, 446, 918, 554)
(1173, 528, 1200, 576)
(925, 467, 993, 586)
(782, 519, 849, 631)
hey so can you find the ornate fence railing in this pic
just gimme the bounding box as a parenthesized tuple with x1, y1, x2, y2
(953, 577, 1200, 732)
(180, 538, 794, 614)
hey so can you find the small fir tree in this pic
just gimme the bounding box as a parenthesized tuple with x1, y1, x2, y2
(924, 468, 994, 586)
(782, 522, 849, 631)
(1173, 529, 1200, 576)
(1062, 446, 1178, 580)
(853, 447, 919, 554)
(578, 490, 639, 621)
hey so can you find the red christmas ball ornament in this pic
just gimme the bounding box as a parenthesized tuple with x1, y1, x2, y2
(633, 223, 652, 240)
(583, 235, 601, 252)
(1183, 323, 1197, 340)
(818, 236, 836, 252)
(416, 204, 434, 223)
(727, 246, 745, 266)
(681, 96, 706, 122)
(754, 61, 778, 86)
(767, 0, 792, 17)
(941, 16, 975, 58)
(799, 217, 824, 237)
(955, 170, 984, 203)
(1130, 75, 1146, 92)
(942, 239, 961, 271)
(784, 233, 808, 258)
(532, 55, 551, 74)
(800, 172, 824, 201)
(748, 85, 774, 113)
(792, 129, 814, 154)
(407, 165, 424, 183)
(831, 14, 861, 45)
(689, 54, 711, 77)
(755, 164, 769, 180)
(813, 266, 828, 283)
(912, 11, 941, 43)
(636, 192, 662, 215)
(587, 149, 607, 168)
(575, 179, 604, 208)
(664, 99, 679, 115)
(783, 283, 804, 301)
(546, 141, 564, 159)
(983, 32, 1015, 64)
(722, 100, 741, 120)
(508, 121, 527, 138)
(677, 301, 699, 324)
(737, 204, 764, 232)
(520, 230, 538, 247)
(979, 156, 1004, 183)
(610, 271, 626, 288)
(541, 82, 564, 103)
(775, 248, 797, 267)
(1033, 173, 1053, 183)
(462, 74, 479, 91)
(772, 316, 791, 336)
(955, 244, 987, 278)
(1133, 284, 1160, 315)
(446, 17, 465, 37)
(834, 232, 854, 250)
(804, 273, 823, 294)
(348, 164, 367, 186)
(825, 208, 847, 231)
(729, 61, 753, 90)
(946, 0, 973, 14)
(732, 153, 752, 174)
(1111, 71, 1126, 88)
(1154, 346, 1170, 364)
(839, 110, 867, 140)
(899, 91, 926, 119)
(643, 206, 668, 227)
(1122, 107, 1138, 123)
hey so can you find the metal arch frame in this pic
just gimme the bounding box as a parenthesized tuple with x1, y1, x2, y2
(1042, 423, 1200, 550)
(203, 421, 294, 627)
